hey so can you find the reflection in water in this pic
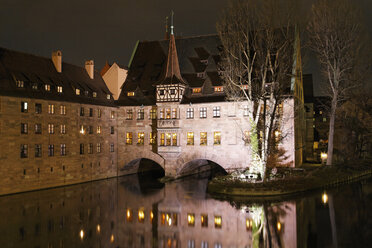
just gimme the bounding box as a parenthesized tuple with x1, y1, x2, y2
(0, 175, 371, 247)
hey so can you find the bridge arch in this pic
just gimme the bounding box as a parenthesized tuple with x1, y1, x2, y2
(177, 159, 227, 178)
(119, 151, 165, 177)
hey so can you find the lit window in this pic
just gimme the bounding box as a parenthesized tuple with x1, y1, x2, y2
(138, 209, 145, 223)
(187, 214, 195, 226)
(159, 109, 164, 119)
(319, 111, 323, 115)
(48, 124, 54, 134)
(21, 101, 28, 113)
(172, 133, 177, 146)
(160, 212, 178, 226)
(137, 132, 144, 145)
(126, 109, 133, 120)
(244, 131, 250, 145)
(150, 108, 157, 119)
(60, 144, 66, 156)
(93, 92, 97, 98)
(111, 111, 115, 119)
(201, 214, 208, 227)
(96, 143, 101, 153)
(150, 132, 156, 145)
(48, 144, 54, 157)
(48, 104, 55, 114)
(200, 132, 207, 145)
(214, 86, 223, 92)
(126, 132, 133, 145)
(35, 103, 42, 114)
(80, 125, 85, 134)
(21, 123, 28, 134)
(214, 216, 222, 228)
(97, 126, 101, 134)
(214, 132, 221, 145)
(32, 83, 38, 90)
(186, 108, 194, 119)
(60, 124, 66, 134)
(126, 209, 133, 222)
(166, 133, 171, 146)
(192, 88, 201, 93)
(137, 109, 144, 120)
(60, 105, 66, 115)
(166, 108, 171, 119)
(110, 143, 114, 153)
(187, 132, 194, 145)
(197, 72, 204, 78)
(16, 80, 24, 88)
(323, 117, 327, 122)
(127, 92, 135, 96)
(20, 144, 28, 158)
(107, 94, 111, 99)
(213, 106, 220, 118)
(76, 89, 80, 95)
(45, 84, 51, 91)
(57, 86, 63, 93)
(160, 133, 165, 146)
(172, 108, 177, 119)
(200, 107, 207, 118)
(246, 218, 253, 231)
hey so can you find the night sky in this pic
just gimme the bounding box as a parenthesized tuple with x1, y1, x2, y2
(0, 0, 371, 95)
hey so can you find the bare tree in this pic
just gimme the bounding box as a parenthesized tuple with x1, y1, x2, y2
(307, 0, 366, 165)
(217, 0, 298, 180)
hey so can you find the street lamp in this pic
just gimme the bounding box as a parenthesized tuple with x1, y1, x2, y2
(321, 152, 327, 165)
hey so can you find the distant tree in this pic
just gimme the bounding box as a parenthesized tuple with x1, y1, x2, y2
(307, 0, 367, 165)
(217, 0, 298, 180)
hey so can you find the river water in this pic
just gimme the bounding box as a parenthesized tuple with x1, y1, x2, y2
(0, 173, 371, 248)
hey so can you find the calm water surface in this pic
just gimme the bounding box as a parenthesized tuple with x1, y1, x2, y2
(0, 173, 371, 248)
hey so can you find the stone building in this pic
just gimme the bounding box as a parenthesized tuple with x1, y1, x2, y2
(0, 48, 118, 195)
(116, 28, 305, 177)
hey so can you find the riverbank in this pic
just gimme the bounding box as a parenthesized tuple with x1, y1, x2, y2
(207, 161, 372, 198)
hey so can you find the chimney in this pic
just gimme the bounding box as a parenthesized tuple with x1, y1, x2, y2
(52, 50, 62, 73)
(85, 60, 94, 79)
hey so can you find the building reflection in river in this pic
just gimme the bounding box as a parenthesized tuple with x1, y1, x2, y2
(0, 175, 371, 247)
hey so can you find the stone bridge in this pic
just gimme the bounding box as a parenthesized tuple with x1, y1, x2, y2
(119, 148, 250, 178)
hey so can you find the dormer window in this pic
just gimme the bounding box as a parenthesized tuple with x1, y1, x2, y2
(85, 90, 89, 96)
(93, 92, 97, 98)
(16, 80, 24, 88)
(107, 94, 111, 100)
(192, 88, 201, 94)
(159, 90, 165, 96)
(57, 86, 63, 93)
(32, 83, 38, 90)
(170, 89, 176, 95)
(200, 59, 208, 65)
(197, 72, 205, 78)
(75, 89, 80, 95)
(127, 92, 135, 96)
(45, 84, 51, 91)
(214, 86, 223, 92)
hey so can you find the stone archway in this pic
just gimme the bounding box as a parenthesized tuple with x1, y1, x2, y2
(176, 159, 227, 178)
(119, 151, 165, 176)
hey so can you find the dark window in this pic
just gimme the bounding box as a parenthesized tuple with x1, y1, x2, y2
(80, 144, 84, 154)
(80, 107, 84, 116)
(89, 108, 93, 117)
(110, 143, 114, 153)
(48, 145, 54, 157)
(110, 126, 114, 134)
(35, 144, 42, 157)
(35, 103, 42, 114)
(20, 144, 28, 158)
(60, 144, 66, 156)
(126, 109, 133, 120)
(89, 126, 93, 134)
(88, 143, 93, 154)
(35, 124, 42, 134)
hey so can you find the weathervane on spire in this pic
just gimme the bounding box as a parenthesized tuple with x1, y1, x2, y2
(170, 10, 174, 35)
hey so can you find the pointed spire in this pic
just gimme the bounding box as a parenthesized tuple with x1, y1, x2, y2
(170, 10, 174, 35)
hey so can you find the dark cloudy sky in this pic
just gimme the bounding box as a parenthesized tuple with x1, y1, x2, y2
(0, 0, 371, 94)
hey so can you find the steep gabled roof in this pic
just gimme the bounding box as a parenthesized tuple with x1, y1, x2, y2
(0, 47, 115, 106)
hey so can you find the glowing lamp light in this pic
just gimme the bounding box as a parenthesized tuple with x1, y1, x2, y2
(246, 218, 253, 230)
(126, 209, 132, 222)
(150, 211, 154, 223)
(110, 234, 115, 243)
(79, 229, 84, 240)
(274, 130, 280, 137)
(322, 192, 328, 204)
(96, 224, 101, 234)
(138, 209, 145, 222)
(80, 127, 85, 134)
(277, 222, 282, 231)
(168, 217, 172, 226)
(321, 152, 328, 160)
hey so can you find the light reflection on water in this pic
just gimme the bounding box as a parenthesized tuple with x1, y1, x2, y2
(0, 174, 371, 248)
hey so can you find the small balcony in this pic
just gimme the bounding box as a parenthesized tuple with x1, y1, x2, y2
(157, 119, 180, 128)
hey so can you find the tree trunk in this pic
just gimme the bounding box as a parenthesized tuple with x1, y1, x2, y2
(326, 97, 337, 165)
